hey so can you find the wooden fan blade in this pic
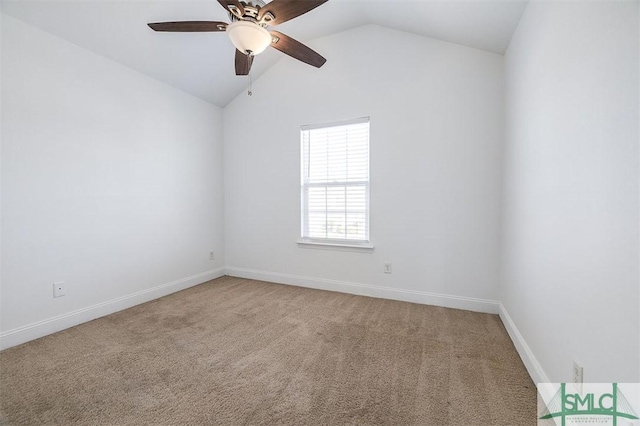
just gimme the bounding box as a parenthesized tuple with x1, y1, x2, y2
(269, 31, 326, 68)
(235, 50, 254, 75)
(148, 21, 227, 32)
(258, 0, 328, 26)
(217, 0, 244, 17)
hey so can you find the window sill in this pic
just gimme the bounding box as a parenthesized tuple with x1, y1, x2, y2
(296, 240, 375, 253)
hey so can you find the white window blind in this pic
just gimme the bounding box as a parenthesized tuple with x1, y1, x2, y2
(301, 117, 370, 243)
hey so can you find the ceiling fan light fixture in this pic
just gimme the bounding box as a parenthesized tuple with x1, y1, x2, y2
(227, 21, 272, 55)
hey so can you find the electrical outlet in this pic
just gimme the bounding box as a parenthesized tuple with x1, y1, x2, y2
(573, 360, 584, 388)
(384, 262, 392, 274)
(53, 282, 65, 298)
(209, 251, 215, 261)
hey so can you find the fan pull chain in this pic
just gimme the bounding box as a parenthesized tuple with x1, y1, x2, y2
(248, 69, 253, 96)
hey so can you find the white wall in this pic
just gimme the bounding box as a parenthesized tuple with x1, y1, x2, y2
(501, 0, 639, 383)
(1, 14, 225, 348)
(0, 8, 4, 348)
(224, 25, 504, 312)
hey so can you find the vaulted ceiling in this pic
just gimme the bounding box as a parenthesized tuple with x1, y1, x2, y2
(1, 0, 529, 107)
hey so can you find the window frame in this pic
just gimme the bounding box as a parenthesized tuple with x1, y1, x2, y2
(298, 117, 373, 251)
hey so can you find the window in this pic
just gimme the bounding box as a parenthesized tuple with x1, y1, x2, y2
(300, 117, 370, 246)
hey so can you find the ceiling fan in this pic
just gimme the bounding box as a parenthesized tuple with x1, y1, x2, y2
(148, 0, 328, 76)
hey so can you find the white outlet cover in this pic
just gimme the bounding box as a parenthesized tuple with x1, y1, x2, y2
(573, 360, 584, 384)
(53, 281, 65, 298)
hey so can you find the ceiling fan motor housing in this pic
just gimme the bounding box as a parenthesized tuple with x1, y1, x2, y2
(228, 0, 274, 25)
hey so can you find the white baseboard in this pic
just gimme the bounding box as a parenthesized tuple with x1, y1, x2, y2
(224, 266, 500, 314)
(0, 268, 225, 350)
(499, 303, 549, 386)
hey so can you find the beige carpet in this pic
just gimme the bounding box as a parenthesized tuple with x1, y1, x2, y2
(0, 276, 536, 425)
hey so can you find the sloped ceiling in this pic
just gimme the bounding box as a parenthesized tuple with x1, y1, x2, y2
(1, 0, 528, 107)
